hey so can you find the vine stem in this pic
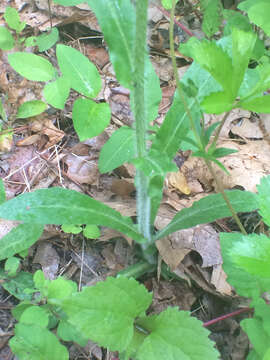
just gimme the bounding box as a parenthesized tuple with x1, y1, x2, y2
(133, 0, 152, 246)
(169, 1, 246, 235)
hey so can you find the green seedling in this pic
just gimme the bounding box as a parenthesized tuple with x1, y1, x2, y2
(0, 0, 270, 358)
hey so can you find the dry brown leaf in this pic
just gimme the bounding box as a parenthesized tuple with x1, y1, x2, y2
(167, 170, 191, 194)
(33, 242, 59, 280)
(211, 265, 232, 296)
(64, 154, 99, 185)
(30, 119, 65, 147)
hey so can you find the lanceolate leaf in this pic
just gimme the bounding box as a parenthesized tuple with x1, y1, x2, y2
(56, 44, 101, 98)
(59, 276, 152, 352)
(136, 307, 219, 360)
(0, 188, 145, 243)
(0, 223, 43, 260)
(87, 0, 134, 88)
(98, 126, 135, 173)
(257, 175, 270, 227)
(8, 53, 56, 81)
(154, 190, 258, 240)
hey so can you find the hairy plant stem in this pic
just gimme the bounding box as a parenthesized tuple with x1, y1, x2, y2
(133, 0, 153, 256)
(169, 1, 246, 235)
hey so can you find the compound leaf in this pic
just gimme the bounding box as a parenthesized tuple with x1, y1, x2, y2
(155, 190, 258, 240)
(8, 52, 55, 81)
(136, 307, 219, 360)
(60, 276, 152, 352)
(0, 188, 145, 243)
(56, 44, 101, 97)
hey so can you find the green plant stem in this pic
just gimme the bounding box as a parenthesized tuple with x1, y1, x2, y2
(133, 0, 152, 250)
(117, 261, 155, 279)
(169, 2, 246, 236)
(210, 110, 231, 149)
(206, 159, 247, 235)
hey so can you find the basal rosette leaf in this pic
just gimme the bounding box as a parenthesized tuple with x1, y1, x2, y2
(220, 232, 270, 298)
(0, 188, 146, 243)
(257, 175, 270, 227)
(59, 276, 152, 352)
(135, 307, 219, 360)
(155, 190, 258, 240)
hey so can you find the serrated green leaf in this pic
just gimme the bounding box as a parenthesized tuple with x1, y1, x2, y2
(8, 52, 56, 81)
(229, 233, 270, 278)
(238, 95, 270, 112)
(36, 27, 59, 52)
(98, 126, 135, 173)
(43, 77, 70, 109)
(12, 302, 33, 321)
(241, 318, 270, 358)
(0, 179, 5, 204)
(56, 44, 101, 97)
(4, 7, 25, 33)
(257, 176, 270, 227)
(47, 277, 77, 300)
(20, 306, 49, 327)
(155, 190, 258, 240)
(223, 9, 252, 36)
(220, 232, 270, 298)
(57, 320, 88, 346)
(0, 26, 14, 50)
(0, 223, 43, 261)
(83, 224, 100, 239)
(60, 276, 152, 352)
(253, 298, 270, 338)
(201, 90, 234, 113)
(238, 0, 270, 36)
(10, 323, 69, 360)
(34, 270, 46, 290)
(201, 0, 223, 38)
(72, 98, 111, 141)
(0, 271, 34, 300)
(16, 100, 47, 119)
(0, 188, 145, 243)
(136, 307, 219, 360)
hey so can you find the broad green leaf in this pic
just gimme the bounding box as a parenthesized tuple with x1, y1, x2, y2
(200, 0, 223, 38)
(0, 223, 43, 261)
(229, 233, 270, 278)
(53, 0, 85, 5)
(0, 179, 5, 204)
(47, 277, 77, 300)
(43, 77, 70, 109)
(136, 307, 219, 360)
(0, 188, 146, 243)
(62, 224, 82, 234)
(60, 276, 152, 352)
(154, 190, 258, 240)
(4, 7, 25, 33)
(238, 95, 270, 113)
(98, 126, 135, 173)
(72, 98, 111, 141)
(223, 9, 252, 36)
(20, 306, 49, 327)
(83, 224, 100, 239)
(240, 64, 270, 100)
(238, 0, 270, 36)
(0, 26, 14, 50)
(35, 27, 59, 52)
(161, 0, 173, 9)
(257, 175, 270, 227)
(16, 100, 47, 118)
(253, 298, 270, 338)
(5, 256, 20, 277)
(10, 323, 69, 360)
(0, 271, 34, 300)
(12, 302, 33, 321)
(201, 90, 234, 113)
(56, 44, 101, 97)
(57, 320, 88, 346)
(8, 52, 56, 81)
(220, 232, 270, 298)
(87, 0, 134, 88)
(241, 318, 270, 358)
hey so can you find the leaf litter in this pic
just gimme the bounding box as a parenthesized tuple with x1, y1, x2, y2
(0, 0, 265, 359)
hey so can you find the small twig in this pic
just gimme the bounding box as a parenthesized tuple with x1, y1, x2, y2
(203, 307, 253, 327)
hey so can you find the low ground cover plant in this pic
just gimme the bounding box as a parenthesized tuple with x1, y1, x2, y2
(0, 0, 270, 358)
